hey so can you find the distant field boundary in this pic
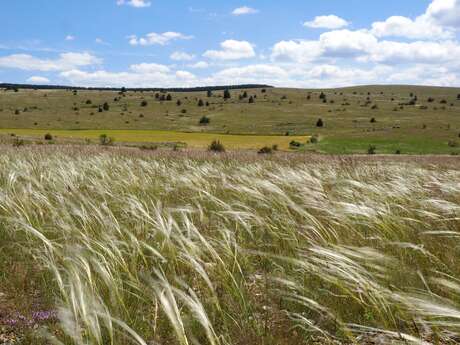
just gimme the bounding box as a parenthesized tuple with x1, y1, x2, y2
(0, 129, 309, 150)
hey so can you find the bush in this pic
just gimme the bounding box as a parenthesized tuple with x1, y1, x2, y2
(99, 134, 114, 146)
(457, 93, 460, 100)
(181, 109, 187, 114)
(208, 140, 225, 152)
(14, 109, 20, 115)
(319, 92, 326, 100)
(258, 146, 273, 154)
(176, 100, 182, 106)
(395, 149, 401, 155)
(86, 99, 92, 105)
(166, 94, 172, 101)
(289, 140, 302, 148)
(198, 99, 204, 107)
(316, 118, 324, 128)
(367, 145, 377, 155)
(223, 89, 231, 100)
(370, 117, 376, 123)
(199, 116, 210, 125)
(44, 133, 53, 141)
(310, 135, 319, 144)
(12, 137, 25, 147)
(248, 96, 254, 104)
(141, 100, 148, 107)
(207, 90, 213, 97)
(448, 140, 459, 148)
(427, 97, 435, 103)
(371, 104, 378, 110)
(103, 102, 110, 111)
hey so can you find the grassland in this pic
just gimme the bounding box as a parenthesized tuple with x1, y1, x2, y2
(1, 85, 459, 154)
(0, 147, 459, 344)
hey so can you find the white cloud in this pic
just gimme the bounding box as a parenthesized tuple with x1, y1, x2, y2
(188, 61, 209, 69)
(304, 15, 349, 29)
(170, 51, 195, 61)
(175, 70, 196, 80)
(271, 40, 322, 63)
(129, 32, 193, 46)
(27, 76, 50, 84)
(371, 15, 453, 39)
(65, 35, 75, 41)
(203, 40, 255, 60)
(0, 52, 101, 71)
(426, 0, 460, 28)
(117, 0, 151, 8)
(232, 6, 259, 16)
(129, 63, 170, 74)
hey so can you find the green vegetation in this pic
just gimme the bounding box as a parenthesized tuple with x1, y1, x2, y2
(0, 149, 459, 344)
(0, 85, 459, 153)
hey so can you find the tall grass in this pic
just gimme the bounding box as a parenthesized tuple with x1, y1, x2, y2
(0, 149, 459, 344)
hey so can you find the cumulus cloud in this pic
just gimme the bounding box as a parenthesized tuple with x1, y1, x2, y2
(170, 51, 195, 61)
(232, 6, 259, 16)
(27, 76, 50, 84)
(304, 15, 349, 29)
(203, 40, 255, 60)
(117, 0, 151, 8)
(65, 35, 75, 41)
(0, 52, 101, 71)
(426, 0, 460, 28)
(129, 32, 193, 46)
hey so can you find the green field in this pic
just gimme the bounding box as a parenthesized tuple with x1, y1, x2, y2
(1, 85, 460, 153)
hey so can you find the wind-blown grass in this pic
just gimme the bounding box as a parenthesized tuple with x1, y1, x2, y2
(0, 148, 459, 344)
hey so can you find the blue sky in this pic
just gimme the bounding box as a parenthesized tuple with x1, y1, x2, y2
(0, 0, 459, 87)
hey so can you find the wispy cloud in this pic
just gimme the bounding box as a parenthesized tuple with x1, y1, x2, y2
(128, 32, 193, 46)
(117, 0, 151, 8)
(232, 6, 259, 16)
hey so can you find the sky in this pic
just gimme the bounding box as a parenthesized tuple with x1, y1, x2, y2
(0, 0, 459, 88)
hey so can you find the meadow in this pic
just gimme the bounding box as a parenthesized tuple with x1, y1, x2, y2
(1, 146, 459, 344)
(1, 85, 460, 154)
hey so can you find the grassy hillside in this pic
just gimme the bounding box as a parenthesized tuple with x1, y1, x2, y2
(1, 85, 459, 154)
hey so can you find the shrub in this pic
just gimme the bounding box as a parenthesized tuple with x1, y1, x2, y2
(289, 140, 302, 148)
(448, 140, 459, 148)
(258, 146, 273, 154)
(166, 94, 172, 101)
(261, 89, 266, 93)
(181, 109, 187, 114)
(440, 99, 447, 104)
(370, 117, 376, 123)
(367, 145, 377, 154)
(99, 134, 114, 146)
(103, 102, 110, 111)
(44, 133, 53, 141)
(319, 92, 326, 100)
(371, 104, 378, 110)
(223, 89, 231, 100)
(248, 96, 254, 104)
(199, 116, 210, 125)
(316, 118, 324, 128)
(141, 100, 148, 107)
(457, 93, 460, 100)
(310, 135, 319, 144)
(208, 140, 225, 152)
(12, 137, 24, 147)
(176, 100, 182, 106)
(14, 109, 20, 115)
(207, 90, 213, 97)
(198, 99, 204, 107)
(395, 149, 401, 155)
(86, 99, 92, 105)
(272, 144, 278, 151)
(427, 97, 434, 103)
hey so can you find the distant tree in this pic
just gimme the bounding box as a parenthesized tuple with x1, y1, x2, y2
(176, 100, 182, 106)
(208, 140, 225, 152)
(457, 94, 460, 100)
(370, 117, 377, 123)
(141, 100, 148, 107)
(155, 93, 160, 99)
(198, 99, 204, 107)
(440, 99, 447, 104)
(181, 109, 187, 114)
(86, 99, 92, 105)
(207, 90, 213, 97)
(261, 89, 266, 93)
(98, 106, 103, 113)
(427, 97, 435, 103)
(367, 145, 377, 155)
(319, 92, 326, 100)
(44, 133, 53, 141)
(223, 89, 231, 100)
(121, 87, 127, 93)
(14, 109, 20, 115)
(316, 118, 324, 128)
(166, 94, 172, 101)
(242, 91, 248, 98)
(206, 101, 210, 106)
(306, 95, 311, 100)
(248, 96, 255, 104)
(99, 134, 114, 146)
(103, 102, 110, 111)
(199, 116, 210, 125)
